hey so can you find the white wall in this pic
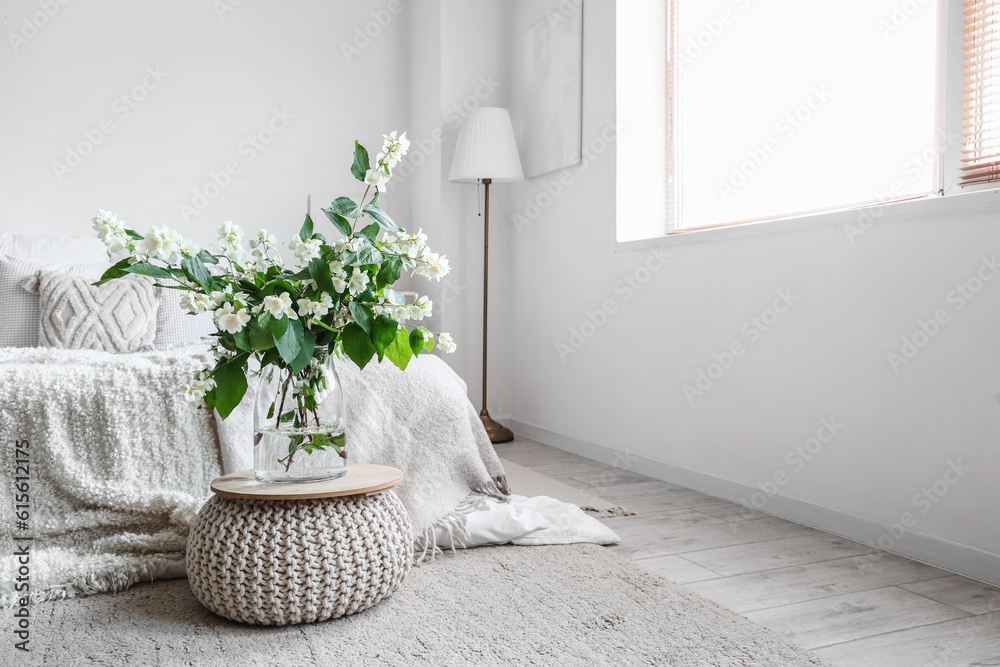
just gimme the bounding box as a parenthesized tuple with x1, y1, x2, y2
(0, 0, 511, 412)
(0, 0, 410, 245)
(404, 0, 513, 416)
(503, 0, 1000, 576)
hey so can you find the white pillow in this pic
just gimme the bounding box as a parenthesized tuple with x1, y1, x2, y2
(508, 495, 621, 547)
(0, 233, 108, 264)
(28, 270, 159, 353)
(434, 494, 620, 549)
(0, 255, 109, 347)
(153, 278, 216, 349)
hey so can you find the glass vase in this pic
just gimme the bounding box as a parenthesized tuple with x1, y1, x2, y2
(253, 354, 348, 483)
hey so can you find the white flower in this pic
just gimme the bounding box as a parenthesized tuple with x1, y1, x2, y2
(91, 210, 120, 238)
(182, 238, 200, 257)
(408, 295, 433, 321)
(140, 225, 184, 263)
(106, 235, 128, 255)
(334, 240, 352, 254)
(92, 210, 131, 253)
(364, 167, 389, 192)
(262, 292, 299, 320)
(376, 150, 398, 170)
(413, 251, 450, 281)
(289, 235, 322, 263)
(348, 267, 370, 295)
(388, 304, 409, 323)
(300, 278, 317, 291)
(437, 332, 457, 354)
(382, 131, 409, 163)
(328, 259, 345, 274)
(331, 273, 347, 294)
(217, 221, 245, 262)
(217, 221, 244, 244)
(178, 370, 216, 403)
(297, 292, 334, 318)
(214, 302, 251, 334)
(180, 293, 203, 314)
(223, 245, 243, 262)
(180, 292, 220, 315)
(250, 228, 277, 250)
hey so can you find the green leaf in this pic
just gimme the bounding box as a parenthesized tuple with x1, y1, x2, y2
(347, 244, 383, 267)
(232, 328, 251, 351)
(308, 258, 336, 295)
(197, 249, 219, 265)
(351, 140, 370, 182)
(275, 318, 304, 365)
(259, 279, 297, 298)
(260, 348, 281, 367)
(348, 301, 373, 333)
(385, 329, 413, 371)
(359, 222, 380, 241)
(330, 196, 362, 218)
(249, 315, 276, 351)
(322, 208, 353, 236)
(93, 258, 131, 286)
(385, 327, 413, 371)
(124, 262, 173, 280)
(341, 322, 376, 370)
(181, 256, 213, 292)
(269, 314, 289, 340)
(125, 229, 144, 240)
(375, 256, 402, 289)
(289, 326, 315, 374)
(409, 327, 425, 357)
(371, 314, 398, 361)
(363, 193, 401, 233)
(214, 361, 248, 420)
(299, 213, 314, 241)
(422, 328, 435, 352)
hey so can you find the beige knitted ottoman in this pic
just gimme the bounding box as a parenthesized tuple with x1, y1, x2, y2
(187, 464, 413, 626)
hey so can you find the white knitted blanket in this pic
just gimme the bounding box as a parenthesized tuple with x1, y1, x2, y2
(0, 345, 506, 605)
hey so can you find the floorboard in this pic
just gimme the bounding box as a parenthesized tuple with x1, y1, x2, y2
(498, 436, 1000, 666)
(812, 612, 1000, 666)
(681, 532, 877, 577)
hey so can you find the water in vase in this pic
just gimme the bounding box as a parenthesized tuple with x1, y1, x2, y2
(253, 355, 348, 483)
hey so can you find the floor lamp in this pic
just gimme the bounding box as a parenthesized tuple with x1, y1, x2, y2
(448, 107, 524, 444)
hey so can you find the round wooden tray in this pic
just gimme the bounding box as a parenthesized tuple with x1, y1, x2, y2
(210, 463, 403, 500)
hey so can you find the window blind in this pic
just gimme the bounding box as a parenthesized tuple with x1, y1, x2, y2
(962, 0, 1000, 186)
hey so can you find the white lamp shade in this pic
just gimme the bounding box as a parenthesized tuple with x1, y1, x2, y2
(448, 107, 524, 183)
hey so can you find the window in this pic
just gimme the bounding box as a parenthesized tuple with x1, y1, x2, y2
(961, 0, 1000, 187)
(618, 0, 942, 240)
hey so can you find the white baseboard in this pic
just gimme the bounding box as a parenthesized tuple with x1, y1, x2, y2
(508, 419, 1000, 588)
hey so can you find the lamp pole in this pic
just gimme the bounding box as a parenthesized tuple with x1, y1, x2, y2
(479, 177, 513, 443)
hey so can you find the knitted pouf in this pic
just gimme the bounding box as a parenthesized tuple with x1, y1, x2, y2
(186, 490, 413, 625)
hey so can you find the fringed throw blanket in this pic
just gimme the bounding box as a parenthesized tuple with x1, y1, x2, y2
(0, 346, 506, 606)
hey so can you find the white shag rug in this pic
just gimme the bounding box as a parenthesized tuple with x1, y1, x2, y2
(7, 544, 830, 667)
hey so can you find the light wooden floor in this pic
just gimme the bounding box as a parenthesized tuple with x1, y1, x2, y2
(499, 436, 1000, 667)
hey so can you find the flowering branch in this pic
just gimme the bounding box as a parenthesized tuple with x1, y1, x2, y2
(90, 130, 456, 421)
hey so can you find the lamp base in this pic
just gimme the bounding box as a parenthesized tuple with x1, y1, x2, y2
(480, 409, 514, 444)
